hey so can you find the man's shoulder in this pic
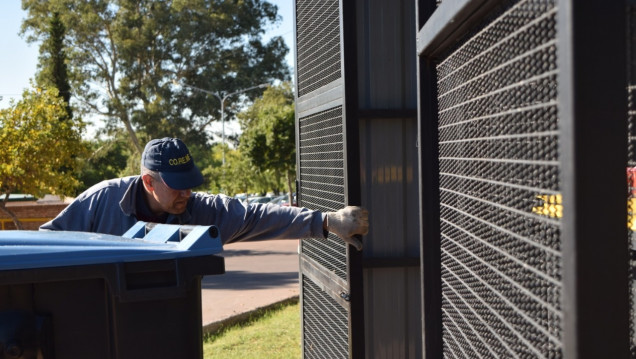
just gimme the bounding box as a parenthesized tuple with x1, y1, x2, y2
(79, 176, 140, 199)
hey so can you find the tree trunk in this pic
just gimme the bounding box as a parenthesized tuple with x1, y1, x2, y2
(112, 97, 142, 154)
(0, 193, 23, 230)
(120, 112, 143, 154)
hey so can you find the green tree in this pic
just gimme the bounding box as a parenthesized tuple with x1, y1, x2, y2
(201, 144, 287, 197)
(0, 87, 87, 229)
(21, 0, 290, 156)
(238, 82, 295, 201)
(36, 11, 72, 120)
(203, 146, 250, 196)
(75, 133, 131, 194)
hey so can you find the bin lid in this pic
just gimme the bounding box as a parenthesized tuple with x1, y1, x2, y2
(0, 225, 223, 271)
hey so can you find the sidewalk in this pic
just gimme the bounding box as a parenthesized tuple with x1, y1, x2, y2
(200, 239, 301, 334)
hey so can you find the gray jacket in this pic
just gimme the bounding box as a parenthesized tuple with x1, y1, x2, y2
(40, 176, 326, 244)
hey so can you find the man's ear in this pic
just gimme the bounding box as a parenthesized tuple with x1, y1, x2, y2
(141, 174, 155, 191)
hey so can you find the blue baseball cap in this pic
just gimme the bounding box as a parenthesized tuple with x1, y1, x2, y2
(141, 138, 204, 190)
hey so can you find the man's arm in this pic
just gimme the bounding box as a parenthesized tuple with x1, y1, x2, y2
(189, 194, 369, 248)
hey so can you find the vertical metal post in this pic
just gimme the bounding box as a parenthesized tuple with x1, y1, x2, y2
(558, 0, 630, 357)
(340, 0, 364, 355)
(417, 2, 443, 357)
(418, 59, 442, 359)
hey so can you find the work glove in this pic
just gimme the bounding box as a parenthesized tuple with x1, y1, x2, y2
(325, 206, 369, 251)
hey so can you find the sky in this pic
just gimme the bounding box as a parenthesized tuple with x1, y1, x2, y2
(0, 0, 295, 116)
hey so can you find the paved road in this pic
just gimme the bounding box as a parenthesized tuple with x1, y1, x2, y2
(200, 239, 301, 333)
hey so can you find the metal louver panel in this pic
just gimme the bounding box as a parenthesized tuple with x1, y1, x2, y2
(296, 0, 341, 97)
(302, 275, 349, 359)
(298, 106, 349, 358)
(435, 0, 562, 357)
(298, 107, 347, 280)
(295, 0, 363, 356)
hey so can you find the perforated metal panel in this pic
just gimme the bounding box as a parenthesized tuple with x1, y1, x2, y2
(298, 107, 348, 281)
(302, 276, 349, 359)
(296, 0, 341, 97)
(435, 0, 562, 357)
(295, 0, 361, 356)
(297, 106, 350, 358)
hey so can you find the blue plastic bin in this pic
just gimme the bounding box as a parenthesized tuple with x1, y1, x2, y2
(0, 222, 224, 359)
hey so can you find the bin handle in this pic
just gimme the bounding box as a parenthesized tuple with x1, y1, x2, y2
(113, 261, 187, 303)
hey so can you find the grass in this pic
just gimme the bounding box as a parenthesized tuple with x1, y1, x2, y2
(203, 300, 301, 359)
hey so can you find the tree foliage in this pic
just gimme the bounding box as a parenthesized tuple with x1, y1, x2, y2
(0, 87, 87, 229)
(201, 145, 286, 197)
(21, 0, 291, 155)
(75, 132, 131, 194)
(36, 11, 73, 120)
(203, 145, 252, 196)
(238, 82, 295, 198)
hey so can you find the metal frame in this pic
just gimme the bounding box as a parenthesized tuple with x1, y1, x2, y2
(557, 1, 630, 357)
(417, 1, 505, 356)
(416, 6, 442, 356)
(417, 56, 443, 358)
(340, 0, 364, 355)
(295, 79, 345, 118)
(417, 0, 631, 357)
(294, 0, 365, 357)
(417, 0, 508, 58)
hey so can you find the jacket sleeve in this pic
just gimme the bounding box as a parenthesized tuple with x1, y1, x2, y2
(189, 194, 327, 244)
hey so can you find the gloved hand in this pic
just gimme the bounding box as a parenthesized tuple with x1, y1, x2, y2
(325, 206, 369, 251)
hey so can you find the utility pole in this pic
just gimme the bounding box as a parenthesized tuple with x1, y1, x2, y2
(175, 81, 269, 165)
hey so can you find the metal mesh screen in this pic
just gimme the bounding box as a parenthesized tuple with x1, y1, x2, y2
(628, 4, 636, 357)
(435, 0, 562, 357)
(302, 275, 349, 358)
(298, 107, 348, 280)
(296, 0, 341, 97)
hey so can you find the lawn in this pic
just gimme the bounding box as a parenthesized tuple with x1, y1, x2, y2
(203, 300, 301, 358)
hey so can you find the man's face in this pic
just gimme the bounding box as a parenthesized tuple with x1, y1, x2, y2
(145, 174, 192, 215)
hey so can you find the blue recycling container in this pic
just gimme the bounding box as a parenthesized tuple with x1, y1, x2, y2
(0, 222, 224, 359)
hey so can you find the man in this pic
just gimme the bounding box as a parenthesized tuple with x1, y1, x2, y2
(40, 137, 369, 250)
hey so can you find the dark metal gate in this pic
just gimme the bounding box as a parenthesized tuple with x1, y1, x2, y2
(295, 0, 364, 358)
(418, 0, 630, 358)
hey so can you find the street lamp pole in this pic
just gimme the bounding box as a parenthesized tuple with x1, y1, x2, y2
(176, 81, 269, 165)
